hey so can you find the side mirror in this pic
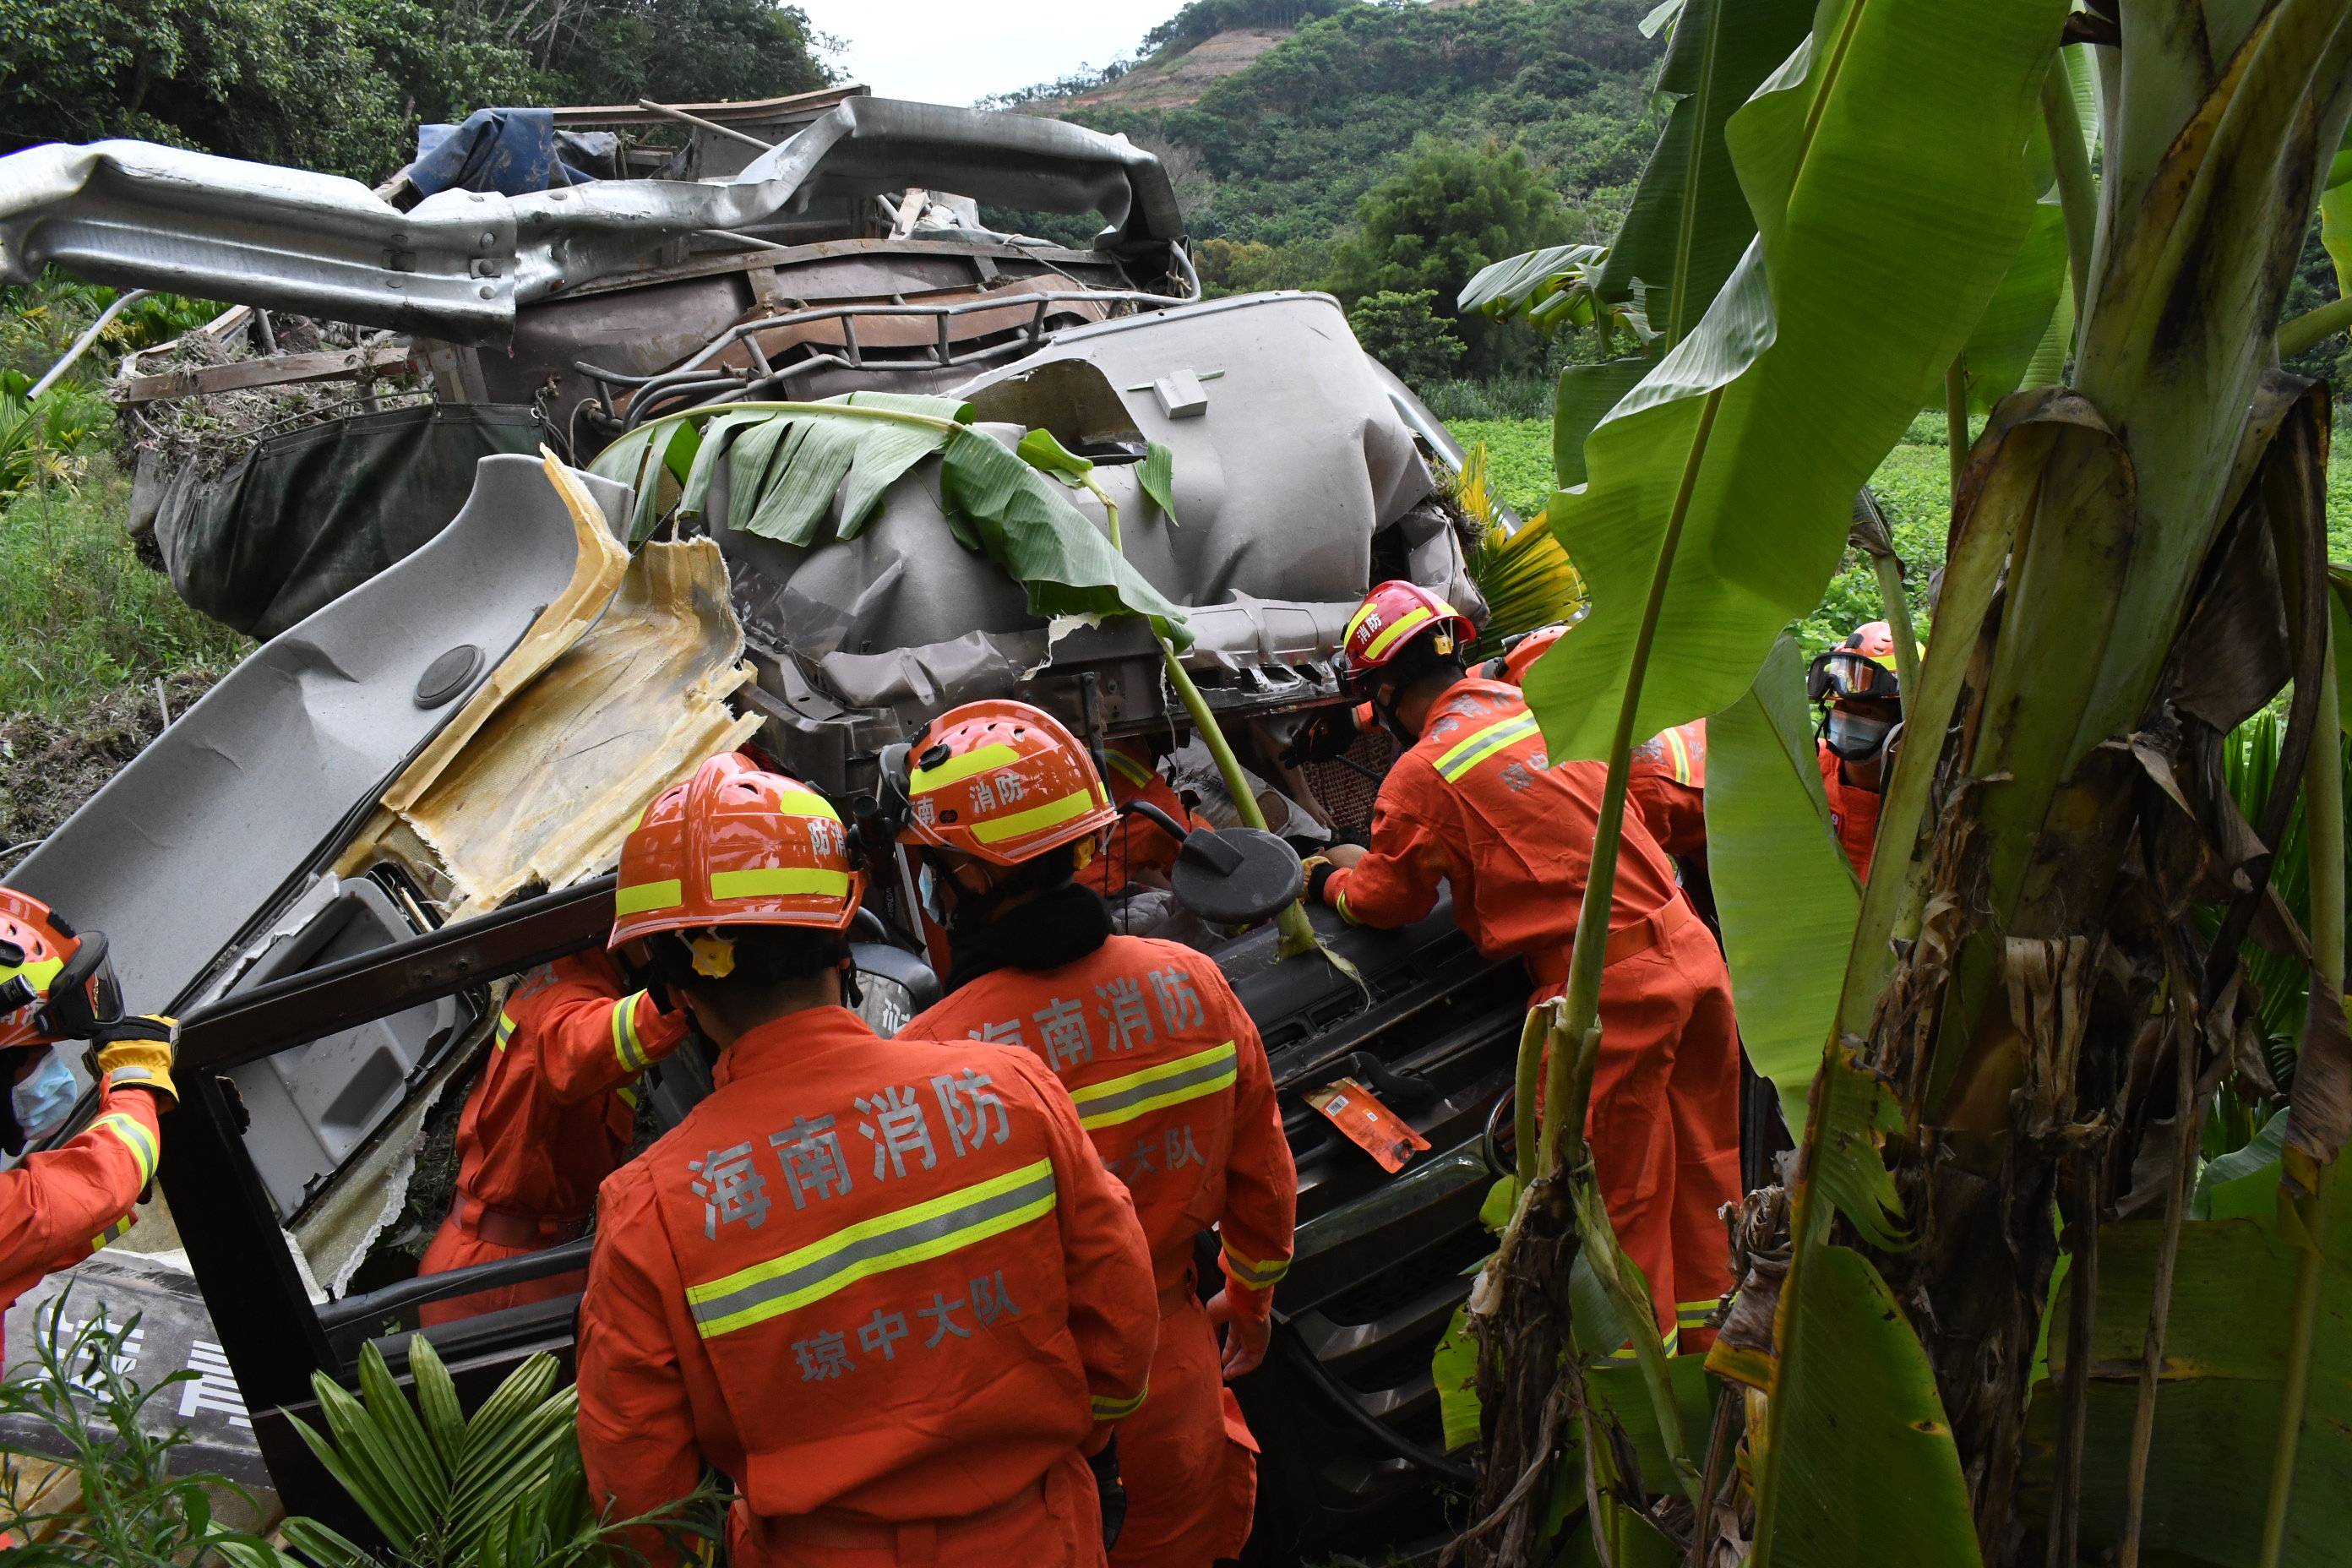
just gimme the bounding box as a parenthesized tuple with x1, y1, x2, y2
(1124, 801, 1305, 925)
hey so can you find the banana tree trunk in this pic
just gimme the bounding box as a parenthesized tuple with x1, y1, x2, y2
(1842, 2, 2352, 1551)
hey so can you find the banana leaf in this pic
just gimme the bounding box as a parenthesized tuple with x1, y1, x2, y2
(1750, 1245, 1983, 1568)
(1703, 635, 1860, 1129)
(2020, 1201, 2352, 1566)
(1554, 358, 1652, 489)
(592, 398, 1195, 651)
(2321, 127, 2352, 297)
(1528, 0, 2069, 761)
(1594, 0, 1818, 345)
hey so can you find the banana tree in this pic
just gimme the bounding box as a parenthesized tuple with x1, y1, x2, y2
(1455, 1, 2352, 1565)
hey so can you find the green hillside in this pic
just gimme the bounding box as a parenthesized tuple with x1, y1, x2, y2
(1010, 0, 1664, 283)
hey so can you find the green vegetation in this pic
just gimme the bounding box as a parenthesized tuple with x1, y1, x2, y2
(1, 1294, 287, 1565)
(0, 0, 833, 181)
(0, 277, 246, 720)
(1345, 290, 1464, 384)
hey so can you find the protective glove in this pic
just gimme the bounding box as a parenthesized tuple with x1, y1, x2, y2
(91, 1015, 177, 1111)
(1300, 855, 1336, 904)
(1086, 1434, 1128, 1549)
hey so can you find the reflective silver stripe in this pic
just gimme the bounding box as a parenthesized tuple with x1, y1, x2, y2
(687, 1160, 1057, 1338)
(1222, 1240, 1288, 1288)
(1434, 712, 1539, 782)
(1069, 1042, 1238, 1131)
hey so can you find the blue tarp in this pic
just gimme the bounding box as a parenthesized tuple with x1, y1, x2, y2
(411, 108, 618, 197)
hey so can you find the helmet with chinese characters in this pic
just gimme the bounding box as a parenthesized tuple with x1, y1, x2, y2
(895, 700, 1119, 868)
(1337, 580, 1477, 687)
(609, 753, 863, 949)
(0, 889, 84, 1050)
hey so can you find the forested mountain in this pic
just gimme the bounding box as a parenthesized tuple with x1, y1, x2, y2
(0, 0, 831, 178)
(1028, 0, 1663, 270)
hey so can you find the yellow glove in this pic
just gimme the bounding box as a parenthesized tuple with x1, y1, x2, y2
(93, 1015, 178, 1111)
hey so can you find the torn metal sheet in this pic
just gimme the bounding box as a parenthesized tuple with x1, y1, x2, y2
(377, 536, 762, 919)
(382, 455, 630, 816)
(6, 453, 629, 1016)
(0, 100, 1183, 346)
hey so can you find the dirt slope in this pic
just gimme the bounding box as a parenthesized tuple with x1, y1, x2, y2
(1054, 28, 1293, 111)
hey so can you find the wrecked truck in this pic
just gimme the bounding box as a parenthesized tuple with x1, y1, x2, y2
(0, 90, 1533, 1555)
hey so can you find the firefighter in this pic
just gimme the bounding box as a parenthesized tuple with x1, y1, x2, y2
(0, 890, 177, 1356)
(574, 753, 1158, 1568)
(1491, 623, 1709, 866)
(1627, 720, 1707, 864)
(896, 700, 1295, 1568)
(416, 945, 689, 1326)
(1810, 620, 1903, 880)
(1303, 582, 1740, 1355)
(1075, 734, 1203, 899)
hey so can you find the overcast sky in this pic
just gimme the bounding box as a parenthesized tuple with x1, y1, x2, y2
(793, 0, 1171, 106)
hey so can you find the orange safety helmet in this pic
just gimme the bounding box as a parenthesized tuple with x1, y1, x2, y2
(896, 700, 1118, 868)
(1498, 623, 1569, 687)
(0, 889, 113, 1050)
(609, 753, 863, 950)
(1807, 620, 1901, 704)
(1338, 581, 1477, 686)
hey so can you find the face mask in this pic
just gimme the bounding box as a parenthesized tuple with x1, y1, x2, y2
(11, 1049, 78, 1142)
(1824, 708, 1893, 762)
(917, 863, 950, 926)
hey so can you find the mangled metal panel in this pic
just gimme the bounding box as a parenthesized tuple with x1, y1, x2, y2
(351, 534, 763, 920)
(4, 454, 632, 1015)
(0, 100, 1183, 346)
(721, 292, 1475, 714)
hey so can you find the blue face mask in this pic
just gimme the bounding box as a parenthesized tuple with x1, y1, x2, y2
(12, 1049, 78, 1141)
(917, 863, 950, 925)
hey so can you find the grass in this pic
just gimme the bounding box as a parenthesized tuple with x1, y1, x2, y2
(1446, 408, 2352, 657)
(0, 459, 248, 719)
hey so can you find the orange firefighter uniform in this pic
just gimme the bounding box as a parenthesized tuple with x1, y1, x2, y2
(1627, 720, 1707, 863)
(0, 887, 175, 1362)
(418, 949, 686, 1325)
(575, 751, 1158, 1566)
(1818, 743, 1883, 882)
(910, 935, 1294, 1568)
(576, 1007, 1158, 1567)
(0, 1081, 161, 1356)
(1075, 741, 1200, 896)
(1320, 678, 1739, 1352)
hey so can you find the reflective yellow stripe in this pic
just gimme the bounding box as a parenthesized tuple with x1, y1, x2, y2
(969, 788, 1097, 845)
(2, 956, 63, 996)
(709, 867, 852, 901)
(1068, 1042, 1238, 1130)
(774, 789, 840, 819)
(611, 994, 650, 1073)
(1663, 726, 1692, 786)
(1608, 1322, 1680, 1361)
(1222, 1239, 1289, 1288)
(1092, 1383, 1149, 1421)
(1677, 1298, 1718, 1325)
(1360, 606, 1434, 662)
(910, 743, 1022, 793)
(1343, 600, 1381, 645)
(94, 1113, 157, 1186)
(686, 1159, 1057, 1339)
(1333, 885, 1364, 926)
(495, 1009, 517, 1049)
(1104, 749, 1154, 788)
(616, 1082, 640, 1110)
(90, 1214, 133, 1252)
(1434, 713, 1539, 782)
(615, 879, 683, 917)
